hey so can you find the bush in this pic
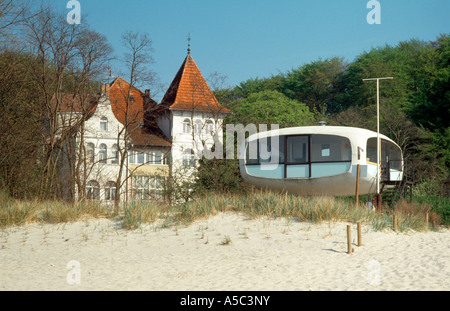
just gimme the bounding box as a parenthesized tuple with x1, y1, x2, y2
(194, 157, 251, 195)
(413, 195, 450, 226)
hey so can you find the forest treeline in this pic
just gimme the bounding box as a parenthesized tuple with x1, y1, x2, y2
(205, 34, 449, 197)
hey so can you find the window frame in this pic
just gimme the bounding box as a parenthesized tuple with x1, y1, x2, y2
(111, 144, 119, 164)
(104, 181, 117, 201)
(99, 143, 107, 163)
(100, 116, 108, 131)
(86, 180, 100, 200)
(86, 143, 95, 163)
(132, 175, 164, 201)
(245, 134, 352, 179)
(182, 148, 195, 167)
(183, 118, 191, 134)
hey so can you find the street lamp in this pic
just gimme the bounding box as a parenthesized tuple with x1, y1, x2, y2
(362, 77, 393, 209)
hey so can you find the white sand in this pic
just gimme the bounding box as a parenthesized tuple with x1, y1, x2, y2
(1, 212, 449, 291)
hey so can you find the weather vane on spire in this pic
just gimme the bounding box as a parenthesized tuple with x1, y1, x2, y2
(187, 32, 191, 55)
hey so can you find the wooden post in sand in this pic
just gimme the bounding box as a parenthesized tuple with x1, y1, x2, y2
(357, 222, 362, 247)
(347, 225, 353, 254)
(393, 215, 397, 232)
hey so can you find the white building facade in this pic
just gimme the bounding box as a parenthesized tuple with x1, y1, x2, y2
(58, 52, 231, 203)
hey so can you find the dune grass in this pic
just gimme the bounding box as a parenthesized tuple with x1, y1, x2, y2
(174, 190, 438, 232)
(0, 190, 113, 228)
(0, 188, 441, 232)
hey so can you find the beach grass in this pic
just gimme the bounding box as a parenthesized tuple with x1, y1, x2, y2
(174, 190, 438, 232)
(0, 194, 113, 228)
(0, 189, 442, 232)
(122, 201, 168, 230)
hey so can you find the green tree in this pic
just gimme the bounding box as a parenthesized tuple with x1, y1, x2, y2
(226, 90, 314, 128)
(0, 51, 42, 198)
(283, 57, 347, 114)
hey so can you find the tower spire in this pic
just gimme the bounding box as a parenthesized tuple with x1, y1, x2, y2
(187, 32, 191, 55)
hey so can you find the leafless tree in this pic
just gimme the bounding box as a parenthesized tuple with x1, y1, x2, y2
(24, 6, 112, 200)
(111, 31, 156, 211)
(0, 0, 38, 48)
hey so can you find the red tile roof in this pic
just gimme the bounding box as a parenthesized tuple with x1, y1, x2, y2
(52, 93, 98, 114)
(108, 77, 155, 126)
(107, 77, 171, 147)
(129, 127, 172, 147)
(158, 55, 231, 113)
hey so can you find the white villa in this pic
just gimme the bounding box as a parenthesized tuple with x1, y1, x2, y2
(56, 51, 231, 203)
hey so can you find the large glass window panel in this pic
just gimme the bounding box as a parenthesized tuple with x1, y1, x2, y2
(287, 136, 308, 163)
(388, 144, 402, 171)
(367, 138, 402, 171)
(286, 164, 309, 178)
(245, 140, 259, 165)
(311, 162, 351, 178)
(366, 138, 377, 164)
(311, 135, 351, 162)
(246, 164, 284, 178)
(259, 135, 284, 164)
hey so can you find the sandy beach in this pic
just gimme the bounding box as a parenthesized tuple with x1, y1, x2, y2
(1, 212, 449, 291)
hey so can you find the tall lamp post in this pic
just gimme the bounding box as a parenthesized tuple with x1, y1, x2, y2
(362, 77, 393, 210)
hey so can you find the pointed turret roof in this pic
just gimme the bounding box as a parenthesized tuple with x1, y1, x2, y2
(158, 55, 231, 113)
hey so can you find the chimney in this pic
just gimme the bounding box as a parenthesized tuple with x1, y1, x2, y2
(101, 83, 111, 97)
(144, 89, 150, 103)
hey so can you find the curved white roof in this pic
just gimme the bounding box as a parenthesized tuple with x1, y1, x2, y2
(246, 126, 397, 145)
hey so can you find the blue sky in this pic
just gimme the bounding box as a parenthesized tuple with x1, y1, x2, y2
(49, 0, 449, 100)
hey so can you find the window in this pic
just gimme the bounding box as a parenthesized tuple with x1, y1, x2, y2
(287, 136, 309, 163)
(194, 119, 202, 134)
(112, 144, 119, 164)
(245, 134, 352, 179)
(311, 135, 351, 162)
(132, 176, 164, 201)
(105, 181, 116, 201)
(137, 152, 145, 164)
(321, 144, 330, 157)
(205, 120, 214, 135)
(128, 151, 135, 164)
(153, 151, 162, 165)
(100, 117, 108, 131)
(182, 149, 195, 167)
(144, 151, 165, 165)
(86, 143, 95, 163)
(366, 138, 402, 170)
(183, 118, 191, 134)
(86, 180, 100, 200)
(133, 176, 148, 200)
(99, 144, 107, 163)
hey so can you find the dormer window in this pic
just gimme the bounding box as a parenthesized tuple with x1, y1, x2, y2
(100, 117, 108, 131)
